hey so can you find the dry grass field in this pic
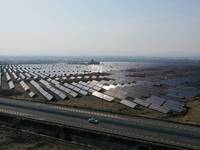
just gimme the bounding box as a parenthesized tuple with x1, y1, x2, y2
(169, 99, 200, 125)
(0, 126, 93, 150)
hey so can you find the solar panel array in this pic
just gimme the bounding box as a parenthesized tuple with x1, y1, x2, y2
(0, 63, 199, 114)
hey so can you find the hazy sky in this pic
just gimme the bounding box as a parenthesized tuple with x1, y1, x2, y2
(0, 0, 199, 57)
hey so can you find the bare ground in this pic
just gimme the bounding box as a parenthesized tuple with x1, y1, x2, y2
(0, 126, 94, 150)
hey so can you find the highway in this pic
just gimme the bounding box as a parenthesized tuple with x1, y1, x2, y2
(0, 97, 199, 149)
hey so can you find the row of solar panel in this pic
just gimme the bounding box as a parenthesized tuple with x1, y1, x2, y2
(30, 80, 54, 101)
(133, 95, 185, 114)
(4, 63, 117, 73)
(2, 64, 114, 77)
(3, 69, 107, 84)
(39, 79, 67, 100)
(20, 81, 30, 91)
(19, 80, 36, 97)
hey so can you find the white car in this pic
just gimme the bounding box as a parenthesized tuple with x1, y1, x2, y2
(88, 117, 99, 124)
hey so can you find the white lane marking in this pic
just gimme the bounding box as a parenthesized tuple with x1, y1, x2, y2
(0, 108, 31, 117)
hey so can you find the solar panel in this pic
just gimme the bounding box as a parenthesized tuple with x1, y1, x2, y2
(115, 91, 127, 100)
(55, 84, 71, 94)
(69, 91, 78, 97)
(40, 80, 67, 100)
(93, 86, 102, 91)
(79, 81, 87, 86)
(62, 77, 67, 80)
(25, 72, 31, 79)
(84, 76, 89, 79)
(77, 76, 82, 79)
(73, 87, 81, 92)
(70, 76, 75, 80)
(20, 81, 30, 91)
(39, 79, 49, 86)
(8, 81, 14, 90)
(120, 99, 137, 108)
(88, 83, 95, 88)
(104, 90, 115, 97)
(149, 104, 169, 114)
(12, 72, 18, 80)
(96, 83, 104, 88)
(45, 93, 54, 101)
(55, 77, 60, 81)
(64, 83, 75, 89)
(134, 98, 151, 107)
(6, 73, 11, 81)
(29, 91, 36, 97)
(102, 85, 110, 90)
(163, 100, 184, 112)
(58, 92, 67, 99)
(82, 86, 90, 91)
(146, 96, 166, 107)
(76, 84, 83, 89)
(72, 82, 78, 86)
(92, 91, 103, 99)
(92, 75, 97, 79)
(103, 94, 114, 102)
(79, 90, 88, 96)
(19, 73, 26, 80)
(51, 79, 60, 85)
(92, 91, 114, 102)
(89, 88, 95, 93)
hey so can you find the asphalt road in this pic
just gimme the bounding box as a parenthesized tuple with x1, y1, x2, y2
(0, 97, 199, 150)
